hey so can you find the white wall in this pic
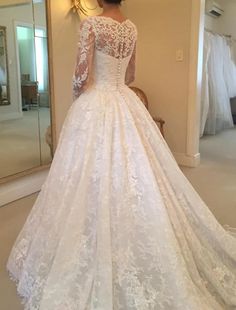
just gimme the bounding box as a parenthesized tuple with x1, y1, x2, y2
(204, 0, 236, 36)
(204, 0, 224, 32)
(216, 0, 236, 38)
(204, 14, 220, 31)
(34, 2, 47, 27)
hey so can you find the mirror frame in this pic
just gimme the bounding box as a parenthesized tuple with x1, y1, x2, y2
(0, 25, 10, 106)
(0, 0, 56, 185)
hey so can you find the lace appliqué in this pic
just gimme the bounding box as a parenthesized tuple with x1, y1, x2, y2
(72, 19, 95, 100)
(72, 16, 137, 99)
(92, 17, 137, 59)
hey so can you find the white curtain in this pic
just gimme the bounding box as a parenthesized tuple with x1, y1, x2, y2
(200, 32, 235, 136)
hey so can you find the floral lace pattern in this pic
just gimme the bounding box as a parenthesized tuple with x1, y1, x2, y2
(72, 16, 137, 99)
(7, 16, 236, 310)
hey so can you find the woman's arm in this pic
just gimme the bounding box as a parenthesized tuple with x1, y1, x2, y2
(72, 19, 95, 100)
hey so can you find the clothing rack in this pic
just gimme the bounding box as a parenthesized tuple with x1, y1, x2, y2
(204, 28, 236, 42)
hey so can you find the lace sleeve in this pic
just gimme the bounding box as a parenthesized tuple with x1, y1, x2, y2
(125, 43, 136, 86)
(72, 19, 95, 100)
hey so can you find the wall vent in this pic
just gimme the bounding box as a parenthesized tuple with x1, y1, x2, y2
(206, 0, 224, 18)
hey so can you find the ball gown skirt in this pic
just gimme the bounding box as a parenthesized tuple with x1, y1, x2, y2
(6, 82, 236, 310)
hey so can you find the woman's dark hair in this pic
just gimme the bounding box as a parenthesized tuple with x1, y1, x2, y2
(104, 0, 122, 4)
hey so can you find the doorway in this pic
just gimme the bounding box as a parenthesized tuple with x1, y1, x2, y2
(190, 0, 236, 163)
(187, 0, 236, 223)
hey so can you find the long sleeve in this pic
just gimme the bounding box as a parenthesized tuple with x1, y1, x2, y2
(72, 19, 95, 100)
(125, 43, 136, 85)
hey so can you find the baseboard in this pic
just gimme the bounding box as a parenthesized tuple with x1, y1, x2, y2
(0, 111, 22, 122)
(0, 169, 49, 207)
(173, 152, 200, 168)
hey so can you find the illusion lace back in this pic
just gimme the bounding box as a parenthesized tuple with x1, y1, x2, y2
(7, 16, 236, 310)
(72, 16, 137, 98)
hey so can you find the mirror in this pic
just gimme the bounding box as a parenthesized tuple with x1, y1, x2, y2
(0, 0, 53, 180)
(0, 26, 10, 106)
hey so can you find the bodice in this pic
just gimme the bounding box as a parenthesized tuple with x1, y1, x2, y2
(93, 51, 131, 91)
(73, 16, 137, 98)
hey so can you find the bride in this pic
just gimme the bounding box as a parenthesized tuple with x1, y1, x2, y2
(7, 0, 236, 309)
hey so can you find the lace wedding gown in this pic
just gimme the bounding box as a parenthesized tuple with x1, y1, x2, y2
(7, 16, 236, 310)
(203, 34, 234, 135)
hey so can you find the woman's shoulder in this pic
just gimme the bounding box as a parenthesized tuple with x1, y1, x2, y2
(87, 15, 136, 28)
(79, 16, 137, 37)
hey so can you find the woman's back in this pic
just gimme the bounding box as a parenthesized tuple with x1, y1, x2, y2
(73, 16, 137, 97)
(89, 16, 136, 59)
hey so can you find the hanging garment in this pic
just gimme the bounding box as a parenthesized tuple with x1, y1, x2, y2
(230, 39, 236, 66)
(204, 34, 234, 135)
(222, 37, 236, 99)
(200, 32, 211, 137)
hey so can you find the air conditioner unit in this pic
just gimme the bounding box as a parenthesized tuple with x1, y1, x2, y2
(206, 0, 224, 18)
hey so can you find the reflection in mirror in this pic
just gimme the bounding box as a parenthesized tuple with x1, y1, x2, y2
(32, 0, 52, 164)
(0, 26, 10, 106)
(0, 0, 52, 179)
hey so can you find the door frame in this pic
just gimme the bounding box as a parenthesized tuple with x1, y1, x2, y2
(186, 0, 205, 167)
(14, 21, 36, 115)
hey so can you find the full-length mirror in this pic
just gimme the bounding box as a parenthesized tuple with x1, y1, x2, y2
(0, 0, 53, 180)
(0, 26, 10, 106)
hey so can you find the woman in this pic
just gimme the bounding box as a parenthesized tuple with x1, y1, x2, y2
(7, 0, 236, 309)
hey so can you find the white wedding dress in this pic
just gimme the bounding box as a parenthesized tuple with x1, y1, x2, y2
(203, 34, 234, 135)
(7, 16, 236, 310)
(200, 32, 211, 137)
